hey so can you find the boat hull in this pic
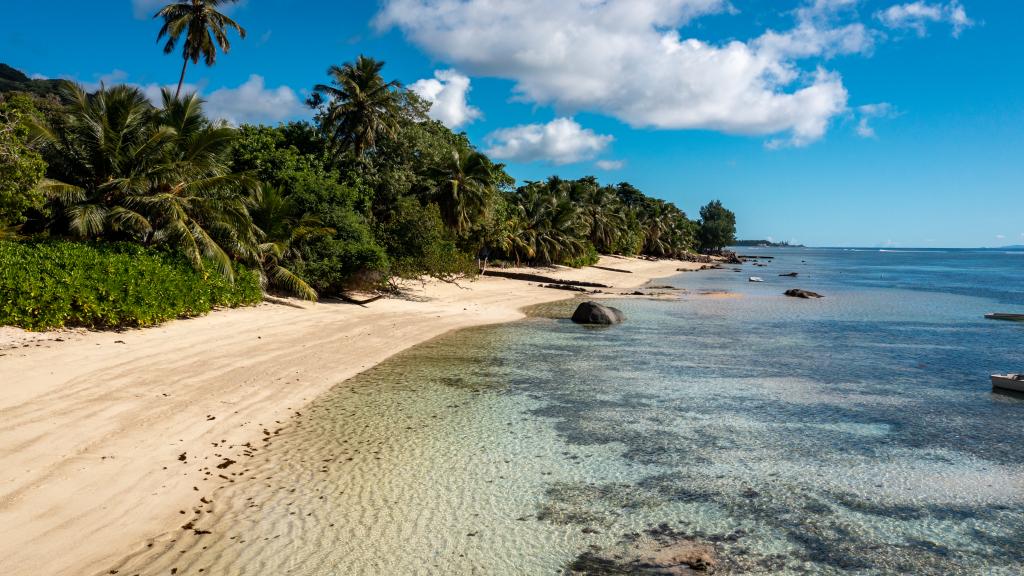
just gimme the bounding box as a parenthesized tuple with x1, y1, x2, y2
(985, 313, 1024, 321)
(992, 375, 1024, 393)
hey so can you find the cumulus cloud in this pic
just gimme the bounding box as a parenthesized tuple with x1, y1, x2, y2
(484, 118, 613, 165)
(203, 75, 307, 125)
(595, 159, 626, 171)
(409, 69, 482, 129)
(755, 0, 875, 60)
(855, 102, 898, 138)
(75, 70, 306, 126)
(875, 1, 973, 37)
(377, 0, 860, 146)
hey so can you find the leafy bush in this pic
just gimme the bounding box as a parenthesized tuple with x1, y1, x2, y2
(0, 240, 261, 330)
(562, 242, 600, 268)
(377, 198, 477, 280)
(294, 211, 389, 293)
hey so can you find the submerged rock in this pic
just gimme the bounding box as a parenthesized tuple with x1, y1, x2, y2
(784, 289, 824, 299)
(566, 524, 718, 575)
(571, 301, 626, 325)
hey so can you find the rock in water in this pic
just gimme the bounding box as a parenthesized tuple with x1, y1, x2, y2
(566, 524, 718, 575)
(784, 288, 824, 299)
(571, 301, 626, 325)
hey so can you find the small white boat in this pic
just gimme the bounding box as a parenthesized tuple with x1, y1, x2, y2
(991, 374, 1024, 393)
(748, 276, 764, 283)
(985, 313, 1024, 322)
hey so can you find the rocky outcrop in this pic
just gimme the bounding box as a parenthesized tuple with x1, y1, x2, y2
(571, 301, 626, 325)
(678, 252, 713, 264)
(778, 272, 798, 277)
(566, 524, 718, 575)
(784, 289, 823, 299)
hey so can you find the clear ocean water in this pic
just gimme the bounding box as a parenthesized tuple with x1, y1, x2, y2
(113, 248, 1024, 575)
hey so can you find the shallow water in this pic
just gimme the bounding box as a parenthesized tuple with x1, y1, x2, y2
(111, 248, 1024, 575)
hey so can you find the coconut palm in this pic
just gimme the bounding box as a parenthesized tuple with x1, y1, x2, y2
(250, 186, 332, 300)
(579, 184, 626, 253)
(428, 150, 494, 236)
(155, 0, 247, 99)
(313, 56, 401, 158)
(31, 82, 260, 279)
(509, 183, 588, 266)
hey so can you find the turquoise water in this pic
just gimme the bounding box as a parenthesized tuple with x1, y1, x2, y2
(111, 248, 1024, 575)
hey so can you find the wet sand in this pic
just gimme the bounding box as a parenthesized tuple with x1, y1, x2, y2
(0, 256, 699, 576)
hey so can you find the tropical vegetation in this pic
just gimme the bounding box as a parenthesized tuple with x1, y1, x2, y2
(0, 1, 736, 329)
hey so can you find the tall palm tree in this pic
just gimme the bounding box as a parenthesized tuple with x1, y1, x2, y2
(428, 150, 494, 236)
(155, 0, 247, 99)
(507, 183, 587, 266)
(251, 186, 331, 300)
(31, 82, 260, 279)
(313, 56, 401, 158)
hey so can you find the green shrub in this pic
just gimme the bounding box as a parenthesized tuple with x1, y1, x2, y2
(0, 240, 261, 330)
(562, 242, 600, 268)
(294, 211, 390, 294)
(377, 198, 478, 280)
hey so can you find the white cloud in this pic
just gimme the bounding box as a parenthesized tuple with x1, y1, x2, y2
(204, 75, 307, 126)
(875, 1, 973, 37)
(995, 234, 1006, 240)
(75, 71, 305, 126)
(855, 102, 897, 138)
(755, 0, 875, 60)
(409, 69, 482, 129)
(484, 118, 613, 165)
(595, 159, 626, 171)
(377, 0, 858, 146)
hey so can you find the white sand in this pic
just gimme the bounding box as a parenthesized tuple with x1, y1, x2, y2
(0, 256, 700, 576)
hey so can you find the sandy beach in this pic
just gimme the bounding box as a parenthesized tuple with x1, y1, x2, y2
(0, 256, 699, 576)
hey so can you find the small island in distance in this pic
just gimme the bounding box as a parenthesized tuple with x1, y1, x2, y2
(733, 239, 805, 248)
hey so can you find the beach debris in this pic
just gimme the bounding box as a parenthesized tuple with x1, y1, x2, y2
(784, 289, 824, 299)
(216, 458, 236, 470)
(748, 277, 764, 283)
(481, 269, 610, 288)
(565, 524, 717, 575)
(591, 265, 632, 274)
(571, 301, 626, 325)
(540, 283, 590, 293)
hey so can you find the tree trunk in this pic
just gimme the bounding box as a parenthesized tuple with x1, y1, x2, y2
(175, 58, 189, 100)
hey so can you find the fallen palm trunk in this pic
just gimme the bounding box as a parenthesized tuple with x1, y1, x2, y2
(480, 269, 610, 288)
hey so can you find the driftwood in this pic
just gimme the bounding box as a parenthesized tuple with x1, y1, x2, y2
(590, 265, 633, 274)
(539, 283, 591, 293)
(336, 293, 387, 306)
(480, 269, 610, 288)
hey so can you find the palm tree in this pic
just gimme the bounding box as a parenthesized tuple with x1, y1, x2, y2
(31, 82, 260, 279)
(428, 150, 494, 236)
(155, 0, 247, 99)
(507, 183, 588, 266)
(579, 184, 626, 253)
(313, 56, 401, 158)
(251, 186, 331, 300)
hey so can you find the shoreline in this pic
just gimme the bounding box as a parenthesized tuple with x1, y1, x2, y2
(0, 256, 703, 576)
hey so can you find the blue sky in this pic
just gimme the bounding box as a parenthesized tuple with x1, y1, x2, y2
(3, 0, 1022, 247)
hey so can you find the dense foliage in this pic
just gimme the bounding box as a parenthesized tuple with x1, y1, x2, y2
(0, 240, 260, 330)
(1, 38, 737, 328)
(0, 94, 46, 233)
(697, 200, 737, 253)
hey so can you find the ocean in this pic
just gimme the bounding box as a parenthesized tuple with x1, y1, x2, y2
(114, 248, 1024, 575)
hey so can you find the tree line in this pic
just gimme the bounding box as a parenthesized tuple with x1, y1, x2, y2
(0, 0, 737, 303)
